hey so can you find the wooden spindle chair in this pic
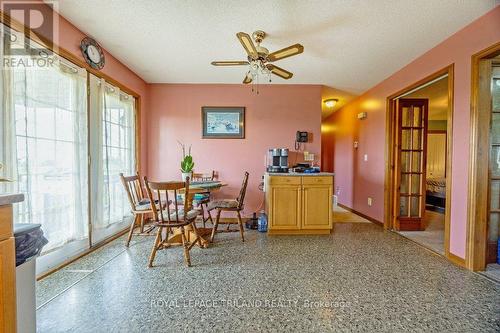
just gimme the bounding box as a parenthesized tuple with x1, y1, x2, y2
(144, 177, 203, 267)
(209, 172, 249, 242)
(120, 172, 162, 247)
(191, 170, 216, 227)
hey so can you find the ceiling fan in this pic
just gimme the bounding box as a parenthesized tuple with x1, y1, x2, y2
(211, 30, 304, 85)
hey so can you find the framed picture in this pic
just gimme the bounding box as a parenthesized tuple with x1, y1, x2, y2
(202, 106, 245, 139)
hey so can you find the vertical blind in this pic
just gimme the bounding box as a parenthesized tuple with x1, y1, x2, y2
(0, 25, 137, 269)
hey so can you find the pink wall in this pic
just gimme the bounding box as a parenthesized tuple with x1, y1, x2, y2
(1, 0, 149, 173)
(323, 6, 500, 258)
(147, 84, 322, 217)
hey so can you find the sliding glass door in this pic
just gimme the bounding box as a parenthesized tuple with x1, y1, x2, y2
(1, 25, 137, 274)
(89, 74, 136, 244)
(1, 29, 90, 272)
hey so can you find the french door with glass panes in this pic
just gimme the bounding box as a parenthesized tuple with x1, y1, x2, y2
(487, 65, 500, 264)
(395, 98, 429, 231)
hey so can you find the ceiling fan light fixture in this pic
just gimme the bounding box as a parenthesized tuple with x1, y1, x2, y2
(324, 99, 338, 108)
(213, 31, 304, 93)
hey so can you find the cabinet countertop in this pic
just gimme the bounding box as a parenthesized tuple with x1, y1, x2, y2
(0, 193, 24, 206)
(265, 172, 335, 177)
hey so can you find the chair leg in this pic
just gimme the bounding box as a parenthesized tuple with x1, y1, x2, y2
(181, 226, 191, 267)
(206, 205, 213, 224)
(237, 210, 245, 242)
(140, 214, 145, 233)
(148, 226, 163, 267)
(126, 214, 139, 247)
(189, 221, 204, 249)
(210, 209, 221, 242)
(200, 204, 207, 228)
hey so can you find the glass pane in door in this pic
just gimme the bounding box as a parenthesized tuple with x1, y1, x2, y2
(401, 129, 411, 149)
(490, 180, 500, 210)
(491, 113, 500, 143)
(410, 197, 420, 217)
(493, 78, 500, 111)
(490, 146, 500, 177)
(412, 106, 422, 127)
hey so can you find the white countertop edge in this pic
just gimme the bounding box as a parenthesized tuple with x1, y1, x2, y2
(265, 172, 335, 177)
(0, 193, 25, 206)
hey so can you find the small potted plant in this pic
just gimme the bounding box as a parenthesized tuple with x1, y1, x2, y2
(179, 142, 194, 182)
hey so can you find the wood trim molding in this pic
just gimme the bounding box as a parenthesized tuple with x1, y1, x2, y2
(466, 41, 500, 271)
(337, 203, 384, 226)
(448, 252, 466, 268)
(0, 10, 141, 98)
(384, 65, 455, 262)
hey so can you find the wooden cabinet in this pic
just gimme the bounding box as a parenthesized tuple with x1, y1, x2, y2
(0, 204, 16, 333)
(268, 184, 302, 230)
(302, 184, 333, 229)
(265, 175, 333, 235)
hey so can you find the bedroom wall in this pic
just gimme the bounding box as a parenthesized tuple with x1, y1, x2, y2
(146, 84, 322, 217)
(322, 6, 500, 259)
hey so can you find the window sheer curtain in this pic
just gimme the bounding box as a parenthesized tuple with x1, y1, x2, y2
(91, 77, 136, 233)
(1, 50, 89, 252)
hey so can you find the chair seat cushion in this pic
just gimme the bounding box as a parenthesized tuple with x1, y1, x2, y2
(207, 199, 238, 211)
(165, 209, 199, 221)
(135, 199, 165, 212)
(193, 193, 210, 204)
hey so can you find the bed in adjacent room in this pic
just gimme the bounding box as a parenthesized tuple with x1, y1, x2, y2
(426, 177, 446, 212)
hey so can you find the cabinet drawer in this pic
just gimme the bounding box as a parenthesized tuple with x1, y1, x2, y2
(302, 176, 333, 185)
(0, 205, 13, 241)
(268, 176, 301, 186)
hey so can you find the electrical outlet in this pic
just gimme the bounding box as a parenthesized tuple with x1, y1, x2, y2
(368, 197, 373, 206)
(364, 154, 368, 162)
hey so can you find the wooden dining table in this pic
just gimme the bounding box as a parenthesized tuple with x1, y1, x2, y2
(163, 181, 227, 248)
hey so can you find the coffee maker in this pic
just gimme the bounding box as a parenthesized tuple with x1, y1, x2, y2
(266, 148, 289, 173)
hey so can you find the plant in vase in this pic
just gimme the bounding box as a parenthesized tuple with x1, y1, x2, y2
(179, 141, 194, 182)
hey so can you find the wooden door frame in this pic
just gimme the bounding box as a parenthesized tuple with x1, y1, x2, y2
(467, 42, 500, 271)
(384, 65, 454, 260)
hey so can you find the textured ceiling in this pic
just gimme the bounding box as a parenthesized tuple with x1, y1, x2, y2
(54, 0, 497, 97)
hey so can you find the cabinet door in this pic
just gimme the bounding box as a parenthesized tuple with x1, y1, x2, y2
(0, 238, 16, 333)
(302, 184, 333, 229)
(269, 185, 301, 230)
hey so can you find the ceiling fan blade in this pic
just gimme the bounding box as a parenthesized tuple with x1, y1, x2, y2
(243, 72, 253, 84)
(267, 43, 304, 62)
(266, 64, 293, 79)
(236, 32, 258, 59)
(211, 61, 249, 66)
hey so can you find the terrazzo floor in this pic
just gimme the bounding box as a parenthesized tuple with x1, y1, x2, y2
(36, 221, 500, 332)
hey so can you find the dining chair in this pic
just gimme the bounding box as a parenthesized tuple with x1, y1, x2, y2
(192, 170, 216, 227)
(120, 172, 162, 247)
(209, 172, 249, 242)
(144, 177, 203, 267)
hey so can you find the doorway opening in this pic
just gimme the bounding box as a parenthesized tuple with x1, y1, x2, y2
(468, 42, 500, 281)
(385, 66, 453, 259)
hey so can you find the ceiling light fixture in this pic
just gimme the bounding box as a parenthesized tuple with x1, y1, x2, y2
(324, 99, 338, 108)
(212, 30, 304, 94)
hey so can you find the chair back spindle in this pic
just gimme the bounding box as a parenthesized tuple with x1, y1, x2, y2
(120, 172, 144, 211)
(144, 177, 191, 225)
(237, 172, 249, 210)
